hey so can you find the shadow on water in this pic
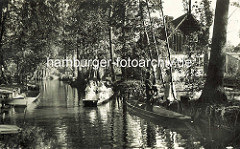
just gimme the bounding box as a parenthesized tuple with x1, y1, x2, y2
(0, 80, 240, 148)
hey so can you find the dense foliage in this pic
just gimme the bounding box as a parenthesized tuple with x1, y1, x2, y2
(0, 0, 239, 89)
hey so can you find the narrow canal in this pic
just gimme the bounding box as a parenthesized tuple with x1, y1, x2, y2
(0, 80, 238, 148)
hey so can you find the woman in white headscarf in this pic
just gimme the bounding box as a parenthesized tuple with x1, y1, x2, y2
(85, 80, 97, 100)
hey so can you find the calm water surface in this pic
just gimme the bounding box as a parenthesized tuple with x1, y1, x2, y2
(0, 80, 239, 148)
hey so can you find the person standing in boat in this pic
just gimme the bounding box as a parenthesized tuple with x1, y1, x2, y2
(164, 69, 177, 104)
(145, 71, 154, 111)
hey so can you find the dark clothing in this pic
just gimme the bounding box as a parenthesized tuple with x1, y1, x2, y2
(145, 78, 153, 111)
(145, 79, 153, 100)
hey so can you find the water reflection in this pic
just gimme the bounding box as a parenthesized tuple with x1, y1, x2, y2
(0, 80, 240, 148)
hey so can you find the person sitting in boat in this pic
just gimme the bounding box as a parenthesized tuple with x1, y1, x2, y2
(164, 68, 177, 104)
(98, 81, 113, 101)
(98, 81, 107, 100)
(85, 80, 98, 100)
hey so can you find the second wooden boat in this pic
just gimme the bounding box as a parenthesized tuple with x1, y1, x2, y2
(126, 100, 191, 121)
(0, 125, 22, 134)
(5, 91, 40, 106)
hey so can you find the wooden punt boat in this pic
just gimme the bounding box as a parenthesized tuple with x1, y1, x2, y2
(83, 82, 114, 107)
(0, 84, 40, 107)
(0, 87, 21, 99)
(97, 88, 114, 106)
(0, 125, 22, 134)
(83, 92, 114, 107)
(5, 91, 40, 107)
(97, 96, 112, 106)
(126, 100, 191, 121)
(0, 88, 24, 106)
(83, 98, 98, 107)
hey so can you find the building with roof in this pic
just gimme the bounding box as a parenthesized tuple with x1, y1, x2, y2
(158, 0, 202, 54)
(159, 12, 201, 53)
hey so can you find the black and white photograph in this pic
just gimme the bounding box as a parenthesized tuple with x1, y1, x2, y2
(0, 0, 240, 148)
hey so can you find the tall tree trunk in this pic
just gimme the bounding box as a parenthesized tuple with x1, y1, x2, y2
(202, 0, 213, 74)
(76, 44, 82, 82)
(76, 41, 87, 90)
(72, 49, 76, 78)
(121, 1, 127, 80)
(0, 0, 8, 84)
(108, 3, 115, 82)
(146, 0, 165, 85)
(139, 0, 155, 83)
(199, 0, 229, 103)
(0, 7, 3, 73)
(159, 0, 176, 99)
